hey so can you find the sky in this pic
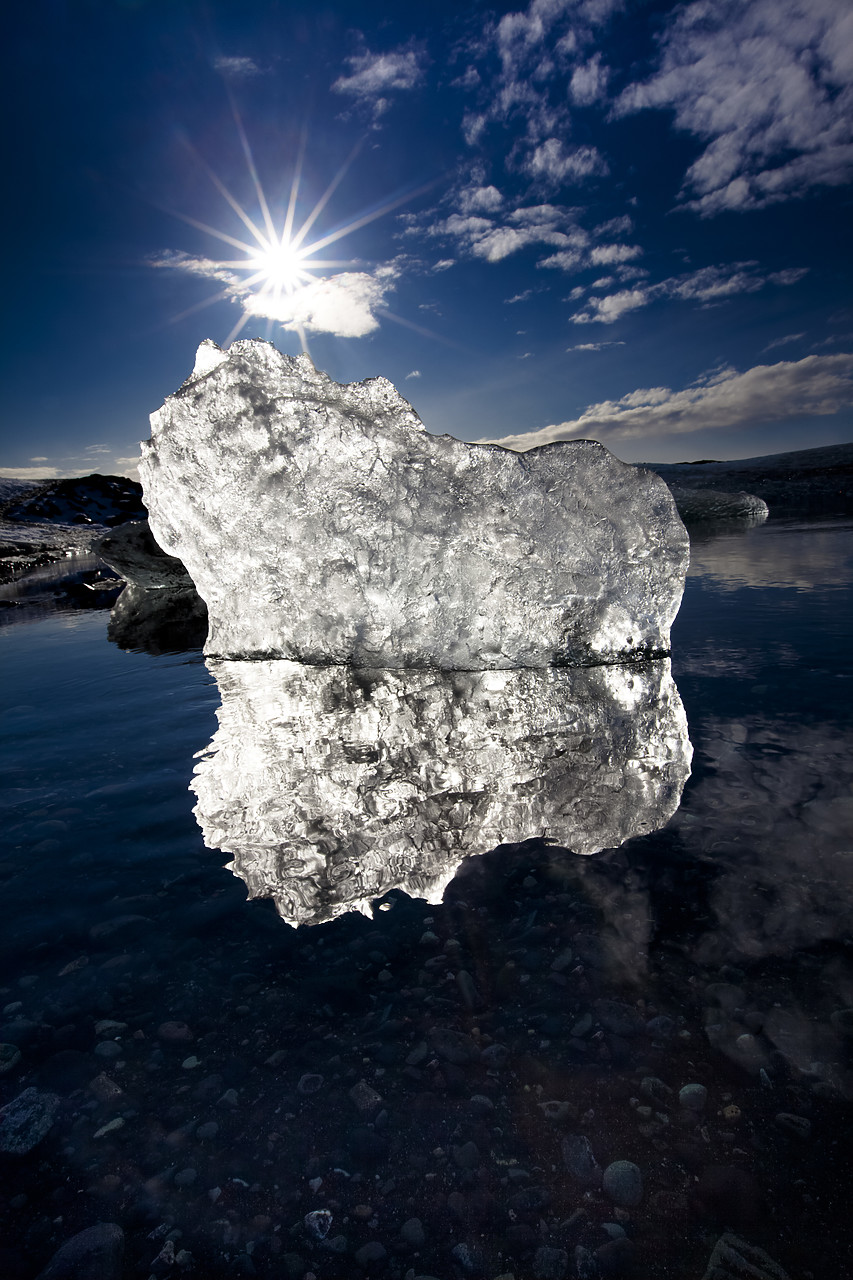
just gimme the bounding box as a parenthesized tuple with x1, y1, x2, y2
(2, 0, 852, 480)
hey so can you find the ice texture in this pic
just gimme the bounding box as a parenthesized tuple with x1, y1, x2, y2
(140, 340, 689, 668)
(191, 658, 691, 926)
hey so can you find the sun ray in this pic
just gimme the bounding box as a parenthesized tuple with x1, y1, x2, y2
(181, 137, 271, 252)
(226, 89, 278, 248)
(290, 137, 364, 252)
(283, 126, 308, 246)
(300, 177, 442, 256)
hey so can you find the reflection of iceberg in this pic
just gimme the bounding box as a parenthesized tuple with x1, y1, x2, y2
(191, 659, 691, 927)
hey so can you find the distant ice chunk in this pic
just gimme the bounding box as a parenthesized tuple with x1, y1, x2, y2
(668, 487, 768, 527)
(191, 658, 692, 927)
(140, 340, 689, 668)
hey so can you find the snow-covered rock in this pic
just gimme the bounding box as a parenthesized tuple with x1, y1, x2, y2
(191, 658, 691, 926)
(140, 340, 689, 669)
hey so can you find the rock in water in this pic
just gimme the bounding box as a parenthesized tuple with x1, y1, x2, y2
(140, 340, 688, 669)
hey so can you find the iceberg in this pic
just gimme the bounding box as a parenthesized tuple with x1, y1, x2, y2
(140, 340, 689, 669)
(191, 658, 691, 926)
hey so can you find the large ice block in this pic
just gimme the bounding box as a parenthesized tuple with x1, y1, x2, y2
(140, 339, 688, 668)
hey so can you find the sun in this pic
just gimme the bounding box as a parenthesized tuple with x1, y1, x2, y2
(244, 237, 310, 295)
(163, 120, 434, 352)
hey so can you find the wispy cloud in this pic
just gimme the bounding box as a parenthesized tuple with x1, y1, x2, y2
(421, 195, 641, 278)
(524, 138, 609, 186)
(615, 0, 853, 214)
(332, 45, 426, 120)
(481, 353, 853, 449)
(569, 340, 625, 351)
(569, 262, 807, 323)
(405, 369, 422, 379)
(0, 466, 63, 480)
(762, 332, 805, 353)
(457, 0, 621, 181)
(214, 55, 263, 79)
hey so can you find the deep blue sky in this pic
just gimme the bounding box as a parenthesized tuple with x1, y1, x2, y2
(3, 0, 852, 478)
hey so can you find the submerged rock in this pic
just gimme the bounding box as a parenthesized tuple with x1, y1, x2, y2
(35, 1223, 125, 1280)
(0, 1087, 60, 1154)
(140, 339, 688, 669)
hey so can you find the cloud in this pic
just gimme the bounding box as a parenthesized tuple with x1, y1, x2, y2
(762, 332, 806, 353)
(481, 354, 853, 449)
(405, 369, 422, 379)
(153, 249, 399, 339)
(241, 268, 398, 338)
(214, 56, 262, 79)
(149, 250, 240, 287)
(0, 466, 62, 480)
(30, 456, 48, 462)
(332, 47, 425, 101)
(615, 0, 853, 213)
(429, 206, 578, 262)
(457, 0, 622, 180)
(589, 243, 642, 265)
(457, 184, 504, 213)
(505, 289, 534, 303)
(569, 340, 626, 350)
(570, 53, 609, 105)
(570, 261, 807, 322)
(525, 138, 608, 185)
(432, 258, 455, 271)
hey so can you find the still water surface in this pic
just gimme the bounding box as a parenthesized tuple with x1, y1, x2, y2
(0, 516, 851, 1280)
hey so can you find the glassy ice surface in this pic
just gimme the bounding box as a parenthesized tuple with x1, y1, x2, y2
(0, 516, 852, 1279)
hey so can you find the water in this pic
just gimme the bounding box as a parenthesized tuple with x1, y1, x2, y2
(0, 516, 851, 1279)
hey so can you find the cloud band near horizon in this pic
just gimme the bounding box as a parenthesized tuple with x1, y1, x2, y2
(480, 354, 853, 451)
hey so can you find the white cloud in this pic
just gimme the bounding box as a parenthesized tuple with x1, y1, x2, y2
(525, 138, 608, 185)
(505, 289, 534, 303)
(595, 214, 633, 237)
(149, 250, 240, 287)
(762, 332, 806, 353)
(30, 456, 48, 462)
(432, 258, 455, 272)
(571, 261, 807, 322)
(570, 53, 609, 105)
(0, 466, 62, 480)
(457, 184, 504, 213)
(573, 287, 648, 323)
(589, 242, 642, 265)
(332, 48, 425, 100)
(429, 206, 575, 262)
(405, 369, 422, 379)
(615, 0, 853, 213)
(481, 354, 853, 449)
(569, 340, 626, 350)
(242, 269, 397, 338)
(214, 56, 262, 79)
(153, 249, 400, 339)
(458, 0, 621, 180)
